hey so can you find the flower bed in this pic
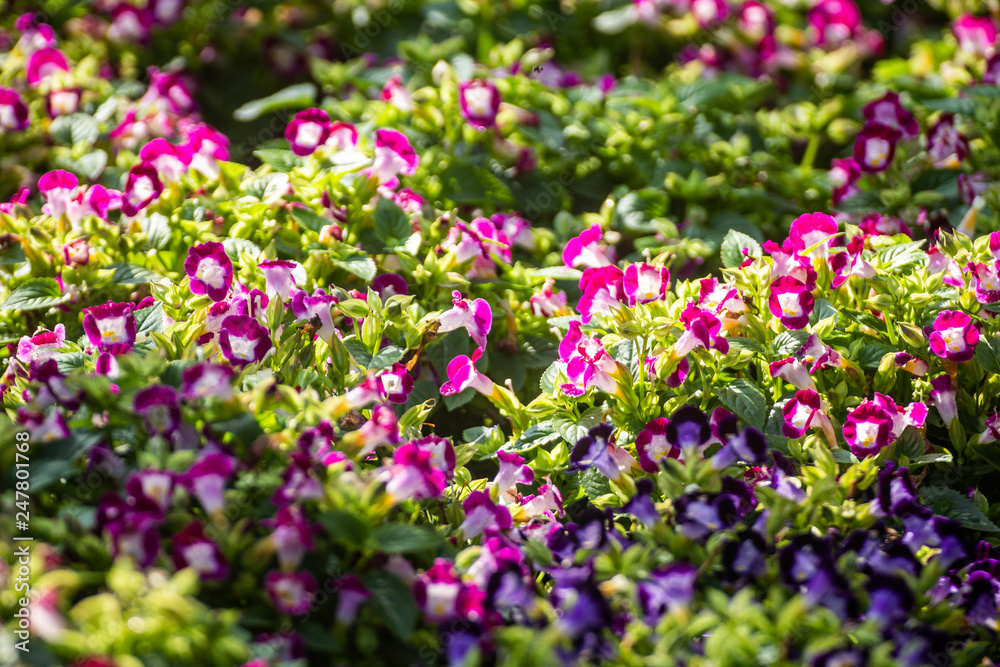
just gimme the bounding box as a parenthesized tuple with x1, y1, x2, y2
(2, 1, 1000, 666)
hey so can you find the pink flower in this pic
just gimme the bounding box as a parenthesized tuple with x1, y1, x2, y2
(635, 417, 681, 473)
(788, 212, 839, 258)
(954, 14, 998, 57)
(459, 79, 502, 130)
(181, 363, 235, 401)
(38, 170, 79, 219)
(333, 576, 371, 625)
(558, 320, 620, 397)
(529, 279, 569, 317)
(928, 310, 979, 362)
(289, 288, 337, 341)
(17, 324, 66, 365)
(782, 389, 833, 439)
(674, 303, 729, 355)
(381, 442, 448, 502)
(139, 138, 192, 185)
(185, 242, 233, 302)
(263, 506, 318, 571)
(843, 400, 894, 458)
(440, 348, 496, 398)
(121, 163, 163, 217)
(285, 108, 331, 156)
(927, 115, 969, 165)
(370, 128, 418, 186)
(858, 212, 912, 238)
(134, 385, 181, 437)
(624, 262, 670, 306)
(697, 277, 746, 330)
(894, 352, 928, 377)
(492, 451, 533, 492)
(577, 265, 626, 324)
(930, 375, 958, 424)
(356, 404, 401, 453)
(979, 412, 1000, 444)
(862, 92, 919, 140)
(408, 435, 456, 480)
(182, 453, 234, 520)
(830, 157, 861, 206)
(172, 521, 228, 581)
(379, 362, 413, 404)
(762, 239, 817, 288)
(381, 74, 414, 112)
(808, 0, 861, 47)
(768, 277, 814, 330)
(738, 1, 773, 41)
(83, 301, 137, 350)
(967, 262, 1000, 304)
(563, 224, 614, 268)
(0, 88, 29, 132)
(413, 560, 482, 623)
(183, 123, 230, 178)
(108, 4, 153, 43)
(830, 236, 874, 288)
(854, 123, 900, 173)
(265, 570, 317, 615)
(437, 290, 492, 348)
(326, 121, 359, 151)
(460, 490, 512, 538)
(926, 247, 965, 288)
(218, 315, 272, 367)
(25, 47, 69, 87)
(258, 259, 305, 300)
(691, 0, 730, 27)
(769, 357, 816, 391)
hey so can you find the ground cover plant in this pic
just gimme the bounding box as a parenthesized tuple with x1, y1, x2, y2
(3, 0, 1000, 665)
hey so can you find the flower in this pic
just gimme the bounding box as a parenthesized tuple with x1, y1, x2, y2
(529, 279, 569, 317)
(258, 259, 305, 300)
(788, 212, 839, 258)
(25, 47, 69, 87)
(558, 321, 621, 397)
(782, 389, 833, 439)
(263, 506, 317, 571)
(218, 315, 272, 367)
(930, 375, 958, 424)
(285, 108, 331, 156)
(82, 301, 137, 350)
(17, 324, 66, 365)
(862, 92, 919, 140)
(563, 224, 614, 268)
(980, 413, 1000, 444)
(38, 170, 79, 218)
(326, 121, 359, 151)
(493, 450, 533, 492)
(182, 453, 234, 520)
(768, 276, 814, 330)
(370, 128, 419, 186)
(172, 521, 228, 581)
(636, 562, 696, 624)
(859, 212, 912, 238)
(808, 0, 861, 47)
(122, 162, 163, 216)
(381, 74, 414, 112)
(440, 348, 497, 398)
(437, 290, 492, 349)
(843, 400, 894, 458)
(954, 14, 998, 57)
(181, 363, 234, 401)
(569, 423, 636, 481)
(830, 157, 861, 205)
(139, 138, 192, 184)
(185, 242, 233, 302)
(623, 262, 670, 306)
(674, 303, 729, 355)
(459, 79, 502, 129)
(710, 427, 768, 469)
(967, 262, 1000, 304)
(289, 288, 337, 341)
(265, 570, 317, 615)
(853, 123, 900, 173)
(381, 442, 447, 501)
(623, 478, 660, 527)
(0, 88, 29, 132)
(577, 265, 626, 323)
(134, 385, 181, 437)
(928, 310, 979, 362)
(460, 490, 512, 538)
(635, 417, 681, 473)
(272, 452, 323, 506)
(413, 560, 466, 623)
(829, 236, 874, 288)
(769, 357, 816, 391)
(927, 115, 969, 166)
(333, 575, 371, 625)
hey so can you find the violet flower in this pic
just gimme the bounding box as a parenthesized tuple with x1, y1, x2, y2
(460, 490, 512, 538)
(265, 570, 317, 615)
(928, 310, 979, 362)
(854, 123, 900, 173)
(459, 79, 501, 130)
(768, 276, 814, 330)
(185, 242, 233, 302)
(437, 290, 492, 349)
(0, 88, 29, 132)
(83, 301, 137, 350)
(172, 521, 228, 581)
(218, 315, 272, 367)
(285, 108, 331, 156)
(623, 262, 670, 307)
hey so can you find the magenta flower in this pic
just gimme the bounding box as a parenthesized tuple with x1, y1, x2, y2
(121, 162, 163, 216)
(894, 352, 929, 377)
(139, 138, 192, 184)
(17, 324, 66, 365)
(930, 375, 958, 424)
(333, 575, 371, 625)
(182, 453, 234, 520)
(558, 320, 621, 397)
(563, 224, 614, 268)
(635, 417, 681, 473)
(769, 357, 816, 391)
(979, 412, 1000, 444)
(830, 236, 875, 288)
(459, 79, 501, 130)
(38, 170, 79, 219)
(954, 14, 998, 57)
(763, 239, 817, 288)
(184, 123, 230, 178)
(356, 404, 401, 454)
(862, 92, 919, 140)
(381, 442, 448, 502)
(218, 315, 272, 367)
(460, 490, 512, 538)
(624, 262, 670, 306)
(258, 259, 304, 300)
(125, 470, 175, 515)
(272, 452, 323, 506)
(843, 401, 894, 458)
(172, 521, 228, 581)
(0, 88, 29, 132)
(181, 363, 235, 401)
(788, 212, 839, 258)
(858, 212, 912, 238)
(371, 273, 409, 298)
(768, 277, 814, 330)
(967, 262, 1000, 304)
(327, 121, 359, 151)
(370, 128, 419, 186)
(379, 362, 413, 404)
(25, 47, 69, 87)
(782, 389, 832, 439)
(492, 450, 533, 492)
(578, 265, 626, 323)
(83, 300, 137, 350)
(265, 570, 317, 615)
(134, 385, 181, 437)
(440, 348, 496, 398)
(490, 212, 533, 250)
(674, 303, 729, 355)
(184, 242, 233, 302)
(830, 157, 861, 206)
(289, 288, 337, 341)
(927, 115, 969, 165)
(529, 280, 568, 317)
(413, 560, 466, 623)
(108, 4, 153, 43)
(808, 0, 861, 47)
(381, 74, 414, 112)
(285, 108, 331, 156)
(409, 435, 456, 480)
(437, 290, 492, 348)
(263, 506, 317, 571)
(854, 124, 900, 173)
(928, 310, 979, 362)
(690, 0, 730, 27)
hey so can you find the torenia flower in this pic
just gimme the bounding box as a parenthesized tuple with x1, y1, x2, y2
(25, 47, 69, 87)
(529, 279, 569, 317)
(854, 124, 900, 173)
(928, 310, 979, 362)
(285, 108, 331, 156)
(637, 562, 697, 624)
(578, 266, 625, 323)
(569, 423, 636, 481)
(830, 237, 874, 288)
(172, 521, 228, 581)
(437, 291, 492, 348)
(460, 490, 512, 538)
(788, 212, 838, 258)
(635, 417, 681, 473)
(697, 277, 746, 330)
(768, 277, 814, 330)
(266, 570, 317, 615)
(979, 412, 1000, 443)
(440, 348, 497, 399)
(38, 170, 79, 218)
(894, 352, 929, 377)
(258, 259, 305, 300)
(381, 442, 448, 502)
(830, 157, 861, 206)
(862, 92, 919, 140)
(563, 224, 615, 268)
(326, 121, 359, 151)
(927, 115, 969, 166)
(558, 321, 622, 397)
(218, 315, 272, 367)
(289, 288, 337, 341)
(185, 242, 233, 302)
(263, 506, 318, 571)
(139, 138, 192, 185)
(769, 357, 816, 391)
(182, 453, 234, 520)
(122, 162, 163, 216)
(459, 79, 501, 130)
(492, 451, 533, 492)
(370, 128, 419, 186)
(954, 14, 998, 57)
(134, 385, 181, 437)
(843, 401, 894, 458)
(808, 0, 861, 47)
(782, 389, 834, 439)
(624, 262, 670, 306)
(181, 363, 234, 401)
(381, 74, 414, 112)
(83, 301, 137, 350)
(926, 248, 965, 288)
(930, 375, 958, 424)
(379, 362, 413, 404)
(413, 560, 469, 623)
(17, 324, 66, 364)
(674, 303, 729, 356)
(0, 88, 29, 132)
(967, 262, 1000, 304)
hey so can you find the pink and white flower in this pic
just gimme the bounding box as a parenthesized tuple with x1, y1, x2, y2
(967, 262, 1000, 304)
(285, 108, 331, 156)
(808, 0, 861, 47)
(930, 375, 958, 424)
(577, 266, 626, 324)
(83, 301, 137, 350)
(218, 315, 272, 367)
(381, 75, 414, 113)
(134, 385, 182, 436)
(326, 121, 359, 151)
(263, 506, 317, 571)
(437, 291, 492, 349)
(624, 262, 670, 306)
(38, 170, 79, 219)
(674, 303, 729, 355)
(459, 79, 502, 130)
(492, 451, 533, 493)
(289, 288, 337, 342)
(781, 389, 833, 439)
(379, 362, 413, 404)
(440, 348, 497, 398)
(928, 310, 979, 362)
(558, 320, 621, 397)
(258, 259, 305, 300)
(563, 224, 614, 269)
(185, 242, 233, 302)
(529, 279, 569, 317)
(862, 92, 919, 140)
(927, 115, 969, 166)
(17, 325, 66, 364)
(181, 363, 235, 401)
(635, 417, 681, 473)
(0, 88, 29, 132)
(854, 123, 900, 173)
(381, 442, 448, 502)
(26, 47, 69, 87)
(460, 490, 512, 538)
(182, 453, 234, 520)
(172, 521, 228, 581)
(787, 212, 839, 258)
(769, 357, 816, 391)
(370, 128, 419, 186)
(768, 277, 814, 330)
(122, 162, 164, 217)
(265, 570, 317, 615)
(954, 14, 998, 57)
(843, 400, 894, 458)
(829, 236, 875, 288)
(139, 138, 193, 185)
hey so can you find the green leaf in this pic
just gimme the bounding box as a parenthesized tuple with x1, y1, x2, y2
(135, 303, 165, 335)
(290, 207, 329, 233)
(222, 238, 262, 261)
(254, 148, 301, 173)
(970, 444, 1000, 474)
(54, 150, 107, 181)
(209, 413, 262, 445)
(50, 113, 99, 146)
(242, 173, 290, 201)
(727, 337, 766, 354)
(507, 421, 560, 453)
(368, 345, 405, 370)
(0, 278, 69, 311)
(919, 96, 977, 115)
(920, 486, 1000, 532)
(374, 198, 412, 248)
(141, 213, 172, 250)
(233, 83, 317, 121)
(612, 190, 668, 234)
(0, 242, 26, 265)
(329, 248, 376, 282)
(772, 331, 811, 357)
(319, 510, 370, 546)
(343, 339, 373, 367)
(876, 241, 926, 272)
(553, 407, 604, 445)
(104, 263, 162, 285)
(580, 466, 613, 500)
(975, 336, 1000, 375)
(443, 387, 476, 411)
(371, 523, 444, 553)
(720, 230, 763, 268)
(718, 379, 769, 430)
(362, 571, 417, 639)
(427, 329, 471, 378)
(540, 361, 560, 394)
(439, 163, 513, 207)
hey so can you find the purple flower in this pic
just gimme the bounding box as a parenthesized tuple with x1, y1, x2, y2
(812, 648, 868, 667)
(289, 288, 337, 341)
(894, 352, 928, 376)
(859, 212, 912, 238)
(768, 276, 814, 330)
(134, 385, 181, 437)
(437, 290, 492, 349)
(440, 348, 496, 398)
(808, 0, 861, 47)
(83, 301, 137, 350)
(901, 510, 967, 568)
(569, 423, 636, 481)
(379, 362, 413, 404)
(371, 273, 408, 298)
(181, 363, 234, 401)
(831, 157, 861, 205)
(139, 138, 192, 184)
(172, 521, 228, 581)
(529, 280, 568, 317)
(558, 321, 621, 397)
(578, 265, 626, 324)
(182, 453, 234, 520)
(459, 79, 501, 130)
(929, 375, 958, 424)
(980, 412, 1000, 444)
(623, 262, 670, 307)
(830, 236, 874, 288)
(623, 478, 660, 527)
(381, 442, 448, 502)
(928, 310, 979, 362)
(184, 242, 233, 302)
(843, 400, 894, 458)
(674, 303, 729, 355)
(25, 47, 69, 87)
(962, 570, 999, 626)
(862, 92, 919, 139)
(263, 506, 317, 571)
(927, 114, 969, 166)
(666, 404, 713, 454)
(265, 570, 317, 615)
(563, 224, 614, 269)
(258, 259, 304, 300)
(409, 435, 456, 479)
(460, 490, 512, 538)
(871, 463, 919, 517)
(0, 88, 29, 132)
(121, 162, 163, 216)
(355, 404, 400, 454)
(285, 108, 331, 156)
(854, 123, 900, 173)
(370, 128, 418, 186)
(492, 450, 533, 492)
(710, 427, 768, 469)
(635, 417, 681, 473)
(272, 452, 323, 506)
(636, 562, 696, 625)
(413, 560, 465, 623)
(674, 489, 743, 540)
(721, 530, 768, 580)
(218, 315, 272, 367)
(333, 575, 371, 625)
(690, 0, 729, 27)
(327, 120, 359, 151)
